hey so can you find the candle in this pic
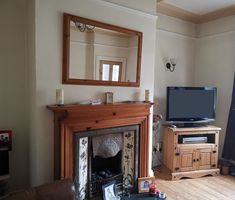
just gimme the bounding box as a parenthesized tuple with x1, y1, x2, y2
(56, 88, 64, 105)
(145, 89, 150, 102)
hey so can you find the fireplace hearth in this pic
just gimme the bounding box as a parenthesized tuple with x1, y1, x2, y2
(47, 102, 153, 200)
(92, 152, 122, 181)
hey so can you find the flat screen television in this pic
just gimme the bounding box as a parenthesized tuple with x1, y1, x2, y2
(166, 87, 217, 126)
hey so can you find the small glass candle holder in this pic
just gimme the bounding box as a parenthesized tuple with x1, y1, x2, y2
(159, 192, 166, 199)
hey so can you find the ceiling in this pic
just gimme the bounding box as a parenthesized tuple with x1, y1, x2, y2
(164, 0, 235, 15)
(157, 0, 235, 23)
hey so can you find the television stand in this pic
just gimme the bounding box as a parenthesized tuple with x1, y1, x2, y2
(163, 125, 221, 180)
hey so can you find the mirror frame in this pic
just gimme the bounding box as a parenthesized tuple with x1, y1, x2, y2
(62, 13, 143, 87)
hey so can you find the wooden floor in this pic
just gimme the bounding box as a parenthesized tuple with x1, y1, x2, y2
(155, 175, 235, 200)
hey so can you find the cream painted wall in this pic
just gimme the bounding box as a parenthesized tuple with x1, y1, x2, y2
(0, 0, 29, 190)
(197, 15, 235, 38)
(153, 14, 196, 166)
(27, 0, 37, 191)
(31, 0, 157, 186)
(157, 14, 196, 37)
(195, 19, 235, 155)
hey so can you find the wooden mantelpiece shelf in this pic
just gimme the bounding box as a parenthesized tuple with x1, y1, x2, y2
(163, 125, 221, 180)
(47, 102, 153, 180)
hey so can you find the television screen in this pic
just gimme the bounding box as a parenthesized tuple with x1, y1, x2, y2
(166, 87, 217, 122)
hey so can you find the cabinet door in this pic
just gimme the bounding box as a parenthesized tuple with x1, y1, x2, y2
(178, 149, 196, 172)
(197, 148, 213, 170)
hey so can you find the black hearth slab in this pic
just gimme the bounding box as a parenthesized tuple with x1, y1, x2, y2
(121, 193, 166, 200)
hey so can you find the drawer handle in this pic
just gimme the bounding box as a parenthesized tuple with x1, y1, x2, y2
(113, 112, 116, 116)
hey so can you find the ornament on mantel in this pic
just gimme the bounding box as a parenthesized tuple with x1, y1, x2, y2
(56, 88, 64, 105)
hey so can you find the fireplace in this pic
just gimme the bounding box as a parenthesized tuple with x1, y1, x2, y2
(73, 125, 139, 199)
(47, 102, 153, 199)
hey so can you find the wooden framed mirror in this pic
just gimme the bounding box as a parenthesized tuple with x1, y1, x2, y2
(62, 13, 143, 87)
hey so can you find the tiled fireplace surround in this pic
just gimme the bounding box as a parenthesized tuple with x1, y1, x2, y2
(48, 102, 153, 199)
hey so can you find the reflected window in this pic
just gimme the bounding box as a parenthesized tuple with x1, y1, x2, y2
(100, 61, 122, 82)
(102, 64, 110, 81)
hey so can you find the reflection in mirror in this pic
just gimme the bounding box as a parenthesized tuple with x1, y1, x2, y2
(63, 13, 142, 87)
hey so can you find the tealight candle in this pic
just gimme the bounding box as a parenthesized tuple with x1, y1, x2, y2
(159, 192, 166, 198)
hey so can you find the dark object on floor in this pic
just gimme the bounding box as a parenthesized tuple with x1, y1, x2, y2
(121, 193, 166, 200)
(230, 166, 235, 176)
(222, 73, 235, 160)
(220, 161, 231, 175)
(2, 178, 75, 200)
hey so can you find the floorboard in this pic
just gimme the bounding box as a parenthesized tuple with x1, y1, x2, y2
(154, 172, 235, 200)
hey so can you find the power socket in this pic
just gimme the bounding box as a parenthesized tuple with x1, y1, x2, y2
(156, 142, 162, 152)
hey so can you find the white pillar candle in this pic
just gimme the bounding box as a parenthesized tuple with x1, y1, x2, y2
(56, 88, 64, 105)
(145, 89, 150, 102)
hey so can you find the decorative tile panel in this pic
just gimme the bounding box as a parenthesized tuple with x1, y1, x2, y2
(74, 137, 88, 200)
(123, 131, 135, 187)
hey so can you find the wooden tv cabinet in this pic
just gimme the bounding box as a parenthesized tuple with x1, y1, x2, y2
(163, 125, 221, 180)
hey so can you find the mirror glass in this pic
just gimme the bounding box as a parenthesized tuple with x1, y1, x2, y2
(63, 13, 142, 87)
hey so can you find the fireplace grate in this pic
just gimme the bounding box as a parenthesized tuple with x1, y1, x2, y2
(89, 173, 123, 198)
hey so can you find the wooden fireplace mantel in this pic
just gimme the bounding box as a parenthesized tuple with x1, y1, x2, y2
(47, 102, 153, 180)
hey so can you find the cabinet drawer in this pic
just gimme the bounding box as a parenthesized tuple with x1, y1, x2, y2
(178, 143, 216, 149)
